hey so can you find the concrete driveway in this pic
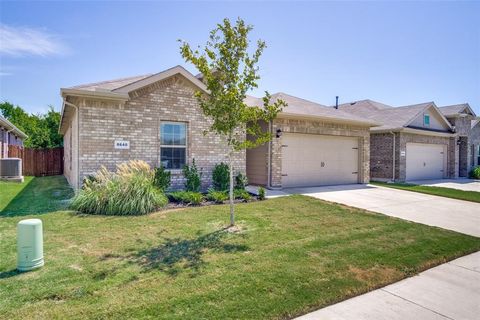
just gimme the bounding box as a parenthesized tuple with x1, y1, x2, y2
(285, 184, 480, 237)
(407, 178, 480, 192)
(295, 251, 480, 320)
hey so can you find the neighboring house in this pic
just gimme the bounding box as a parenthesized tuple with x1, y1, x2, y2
(59, 66, 376, 190)
(0, 115, 27, 158)
(339, 100, 458, 181)
(439, 104, 479, 176)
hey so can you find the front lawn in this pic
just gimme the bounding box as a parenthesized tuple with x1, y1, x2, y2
(0, 176, 74, 216)
(1, 177, 479, 319)
(372, 181, 480, 203)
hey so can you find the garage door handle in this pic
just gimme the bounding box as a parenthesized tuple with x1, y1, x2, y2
(423, 162, 426, 167)
(321, 161, 325, 167)
(281, 174, 288, 176)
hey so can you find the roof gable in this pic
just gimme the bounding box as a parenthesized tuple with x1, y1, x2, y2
(113, 66, 208, 94)
(406, 104, 452, 131)
(439, 104, 476, 118)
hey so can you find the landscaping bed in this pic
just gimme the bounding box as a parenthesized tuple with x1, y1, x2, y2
(1, 177, 480, 319)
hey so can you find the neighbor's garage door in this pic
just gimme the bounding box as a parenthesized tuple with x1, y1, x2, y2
(406, 143, 446, 180)
(281, 133, 359, 187)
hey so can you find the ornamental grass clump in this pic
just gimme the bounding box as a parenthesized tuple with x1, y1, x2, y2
(71, 160, 167, 215)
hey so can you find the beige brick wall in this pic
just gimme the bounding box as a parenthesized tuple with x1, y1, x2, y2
(398, 133, 457, 181)
(269, 118, 371, 188)
(72, 74, 245, 190)
(371, 132, 457, 182)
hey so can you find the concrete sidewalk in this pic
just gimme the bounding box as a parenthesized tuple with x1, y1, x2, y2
(295, 251, 480, 320)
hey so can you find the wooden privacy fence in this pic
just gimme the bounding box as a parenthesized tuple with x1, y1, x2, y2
(8, 145, 64, 176)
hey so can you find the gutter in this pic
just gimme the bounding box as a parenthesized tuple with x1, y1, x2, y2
(63, 100, 80, 190)
(61, 88, 129, 101)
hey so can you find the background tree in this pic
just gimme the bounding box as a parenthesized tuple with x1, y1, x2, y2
(180, 17, 286, 227)
(0, 101, 63, 148)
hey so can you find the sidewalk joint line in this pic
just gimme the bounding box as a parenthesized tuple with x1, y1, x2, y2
(380, 288, 454, 320)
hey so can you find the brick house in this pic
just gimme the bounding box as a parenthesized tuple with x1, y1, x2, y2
(0, 115, 27, 158)
(439, 104, 479, 176)
(59, 66, 376, 190)
(339, 100, 478, 181)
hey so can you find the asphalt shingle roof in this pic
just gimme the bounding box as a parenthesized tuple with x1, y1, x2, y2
(70, 74, 153, 92)
(439, 104, 472, 117)
(339, 100, 435, 131)
(246, 93, 378, 126)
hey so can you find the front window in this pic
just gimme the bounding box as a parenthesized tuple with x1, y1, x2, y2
(160, 122, 187, 169)
(423, 114, 430, 127)
(478, 145, 480, 166)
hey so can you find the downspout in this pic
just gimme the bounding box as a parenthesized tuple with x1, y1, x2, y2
(64, 100, 80, 191)
(267, 120, 272, 189)
(390, 131, 395, 182)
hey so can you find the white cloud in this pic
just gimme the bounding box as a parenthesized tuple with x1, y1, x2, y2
(0, 72, 12, 76)
(0, 24, 68, 56)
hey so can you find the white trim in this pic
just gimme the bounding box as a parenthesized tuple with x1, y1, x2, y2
(60, 88, 129, 101)
(159, 121, 187, 169)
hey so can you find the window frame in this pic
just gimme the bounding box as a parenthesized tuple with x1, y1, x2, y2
(423, 114, 430, 127)
(159, 121, 188, 170)
(477, 145, 480, 166)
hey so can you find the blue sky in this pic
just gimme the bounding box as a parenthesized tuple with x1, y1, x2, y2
(0, 1, 479, 115)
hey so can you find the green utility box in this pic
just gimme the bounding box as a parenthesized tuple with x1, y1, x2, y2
(17, 219, 44, 271)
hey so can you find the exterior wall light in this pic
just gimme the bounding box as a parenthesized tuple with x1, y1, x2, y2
(276, 129, 282, 138)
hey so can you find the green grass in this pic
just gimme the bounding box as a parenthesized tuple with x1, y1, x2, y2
(0, 176, 74, 216)
(1, 177, 480, 319)
(372, 181, 480, 203)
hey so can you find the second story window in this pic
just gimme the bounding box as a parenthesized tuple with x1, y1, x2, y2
(424, 114, 430, 127)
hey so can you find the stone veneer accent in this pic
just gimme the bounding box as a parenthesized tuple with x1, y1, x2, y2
(370, 132, 458, 181)
(269, 118, 371, 188)
(66, 74, 245, 190)
(447, 116, 479, 174)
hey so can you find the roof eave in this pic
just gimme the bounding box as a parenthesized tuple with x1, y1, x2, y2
(278, 112, 379, 127)
(0, 117, 28, 139)
(372, 127, 455, 137)
(60, 88, 130, 101)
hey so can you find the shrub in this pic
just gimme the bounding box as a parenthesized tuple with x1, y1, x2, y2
(206, 189, 229, 203)
(71, 160, 168, 215)
(235, 172, 248, 190)
(153, 166, 171, 191)
(470, 166, 480, 179)
(258, 187, 266, 200)
(183, 159, 202, 192)
(234, 189, 252, 201)
(212, 162, 230, 191)
(168, 191, 203, 205)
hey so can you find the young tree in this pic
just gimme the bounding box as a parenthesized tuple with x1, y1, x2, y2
(179, 17, 286, 227)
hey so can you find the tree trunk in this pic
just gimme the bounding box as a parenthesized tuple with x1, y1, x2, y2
(229, 152, 235, 226)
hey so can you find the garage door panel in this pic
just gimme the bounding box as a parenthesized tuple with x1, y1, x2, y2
(406, 143, 446, 180)
(282, 133, 359, 187)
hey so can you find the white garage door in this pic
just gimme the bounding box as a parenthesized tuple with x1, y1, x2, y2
(282, 133, 359, 187)
(406, 143, 446, 180)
